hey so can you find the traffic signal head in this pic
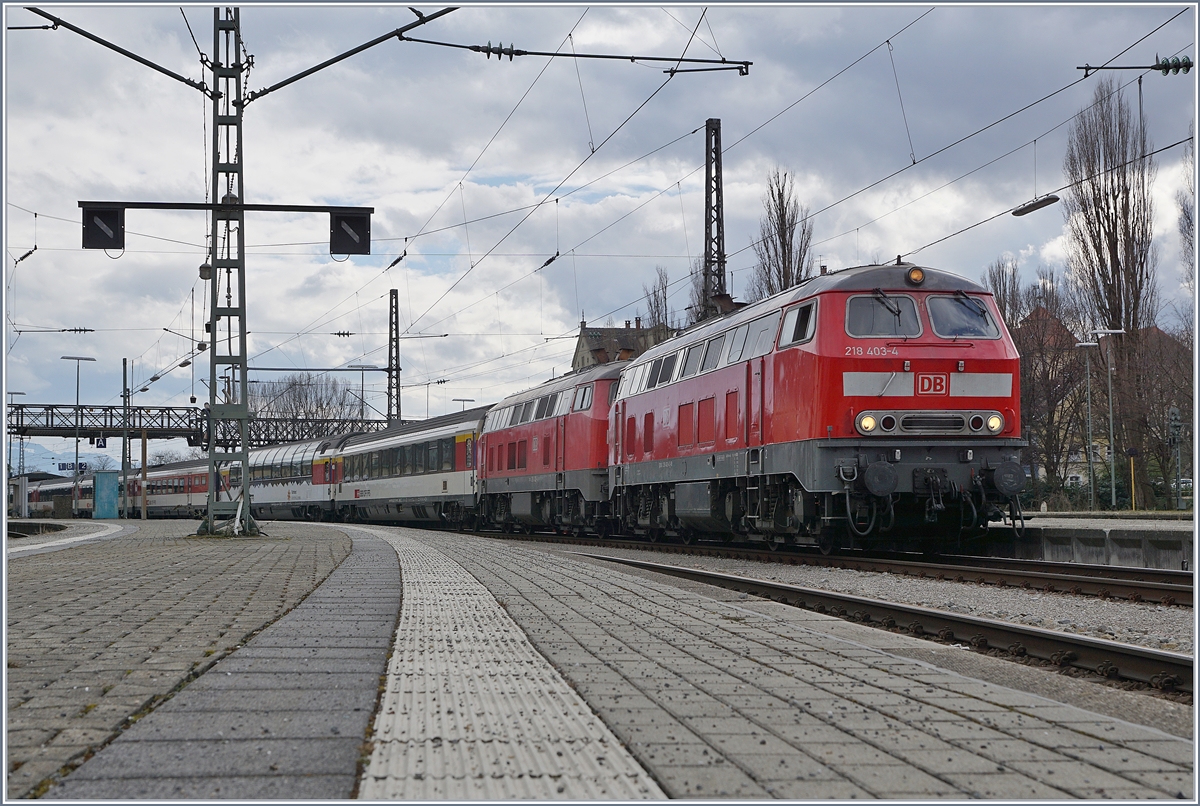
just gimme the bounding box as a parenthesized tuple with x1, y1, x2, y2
(330, 213, 371, 255)
(82, 207, 125, 250)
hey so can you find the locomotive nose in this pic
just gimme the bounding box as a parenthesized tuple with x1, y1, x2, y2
(989, 461, 1027, 497)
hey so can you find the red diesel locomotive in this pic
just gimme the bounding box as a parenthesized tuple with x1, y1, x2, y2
(609, 260, 1027, 551)
(477, 361, 623, 534)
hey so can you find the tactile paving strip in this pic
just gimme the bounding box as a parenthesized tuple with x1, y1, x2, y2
(358, 528, 665, 800)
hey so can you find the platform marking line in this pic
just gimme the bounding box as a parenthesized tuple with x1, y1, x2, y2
(6, 523, 128, 556)
(356, 527, 666, 800)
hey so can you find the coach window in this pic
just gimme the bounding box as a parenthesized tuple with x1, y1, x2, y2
(699, 333, 726, 373)
(425, 442, 437, 474)
(779, 301, 817, 347)
(369, 451, 380, 479)
(846, 293, 921, 337)
(927, 294, 1001, 339)
(679, 342, 704, 379)
(441, 438, 454, 471)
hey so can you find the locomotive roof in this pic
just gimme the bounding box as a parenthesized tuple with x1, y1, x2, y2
(492, 360, 628, 409)
(629, 262, 988, 367)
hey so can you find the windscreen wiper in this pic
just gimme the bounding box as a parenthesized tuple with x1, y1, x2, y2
(872, 288, 901, 317)
(954, 289, 989, 318)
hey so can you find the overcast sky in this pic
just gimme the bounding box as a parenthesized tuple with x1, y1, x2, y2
(4, 3, 1196, 470)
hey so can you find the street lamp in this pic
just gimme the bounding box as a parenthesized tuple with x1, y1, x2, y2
(1090, 328, 1125, 508)
(7, 391, 25, 477)
(1075, 342, 1098, 510)
(348, 364, 377, 420)
(452, 398, 475, 411)
(61, 355, 96, 517)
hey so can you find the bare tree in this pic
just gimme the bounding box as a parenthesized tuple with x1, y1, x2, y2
(249, 372, 360, 421)
(1013, 267, 1088, 498)
(1062, 76, 1161, 507)
(685, 256, 708, 326)
(746, 169, 814, 302)
(642, 266, 674, 333)
(91, 455, 116, 471)
(982, 255, 1023, 328)
(1174, 123, 1195, 335)
(1063, 76, 1160, 335)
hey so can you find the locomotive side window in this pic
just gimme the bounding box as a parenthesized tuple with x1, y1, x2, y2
(699, 334, 726, 373)
(725, 324, 750, 364)
(746, 311, 783, 359)
(535, 396, 550, 419)
(679, 343, 704, 379)
(927, 294, 1001, 338)
(657, 351, 679, 385)
(846, 293, 921, 337)
(573, 384, 594, 411)
(645, 358, 665, 390)
(779, 301, 817, 347)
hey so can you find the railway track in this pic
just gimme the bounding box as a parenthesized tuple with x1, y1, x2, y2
(480, 530, 1194, 607)
(580, 553, 1194, 693)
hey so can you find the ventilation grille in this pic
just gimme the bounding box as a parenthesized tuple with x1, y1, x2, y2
(901, 414, 966, 433)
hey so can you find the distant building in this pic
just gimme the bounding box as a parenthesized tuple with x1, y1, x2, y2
(571, 317, 676, 372)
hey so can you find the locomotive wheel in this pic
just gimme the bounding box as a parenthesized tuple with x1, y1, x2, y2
(596, 520, 611, 539)
(679, 529, 695, 545)
(817, 533, 835, 555)
(647, 528, 663, 543)
(766, 535, 785, 552)
(522, 523, 534, 535)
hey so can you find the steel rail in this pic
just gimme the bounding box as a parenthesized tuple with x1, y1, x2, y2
(579, 553, 1193, 693)
(485, 530, 1193, 607)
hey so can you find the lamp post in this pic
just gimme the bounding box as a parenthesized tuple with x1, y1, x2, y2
(1090, 329, 1125, 508)
(7, 391, 25, 477)
(348, 364, 378, 420)
(452, 398, 475, 411)
(61, 355, 96, 517)
(1075, 342, 1098, 510)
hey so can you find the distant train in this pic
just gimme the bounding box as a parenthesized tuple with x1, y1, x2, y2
(24, 261, 1026, 551)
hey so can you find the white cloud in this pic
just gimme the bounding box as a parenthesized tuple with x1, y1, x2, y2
(5, 4, 1194, 422)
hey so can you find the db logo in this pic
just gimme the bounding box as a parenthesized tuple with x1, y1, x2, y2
(917, 373, 949, 395)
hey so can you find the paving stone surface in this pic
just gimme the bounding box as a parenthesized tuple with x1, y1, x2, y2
(411, 528, 1195, 800)
(40, 530, 395, 800)
(355, 526, 665, 800)
(6, 520, 351, 799)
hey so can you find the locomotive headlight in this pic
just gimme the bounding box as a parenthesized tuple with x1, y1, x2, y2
(986, 414, 1004, 433)
(858, 414, 878, 433)
(906, 267, 925, 285)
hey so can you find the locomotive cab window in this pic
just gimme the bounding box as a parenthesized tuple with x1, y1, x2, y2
(928, 293, 1001, 339)
(846, 293, 921, 338)
(779, 301, 817, 347)
(573, 384, 593, 411)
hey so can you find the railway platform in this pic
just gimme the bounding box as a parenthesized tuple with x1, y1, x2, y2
(996, 513, 1194, 570)
(7, 520, 1194, 799)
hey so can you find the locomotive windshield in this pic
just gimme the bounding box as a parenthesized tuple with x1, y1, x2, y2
(927, 294, 1001, 338)
(846, 293, 921, 337)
